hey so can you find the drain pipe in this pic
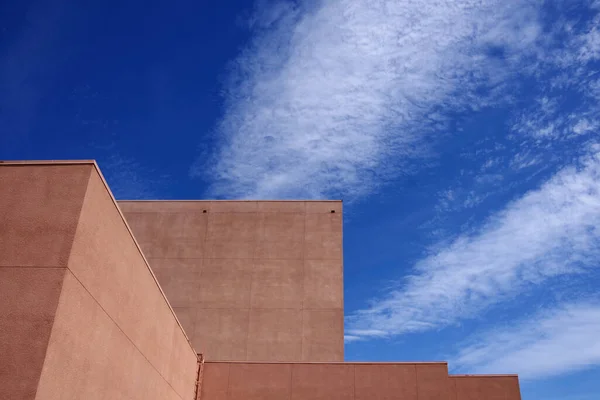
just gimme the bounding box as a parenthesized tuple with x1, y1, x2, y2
(195, 353, 205, 400)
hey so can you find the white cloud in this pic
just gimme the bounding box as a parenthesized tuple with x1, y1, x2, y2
(577, 24, 600, 62)
(453, 302, 600, 379)
(510, 9, 600, 143)
(344, 335, 365, 343)
(511, 97, 562, 139)
(573, 119, 599, 135)
(346, 150, 600, 339)
(590, 78, 600, 101)
(510, 150, 542, 170)
(197, 0, 543, 199)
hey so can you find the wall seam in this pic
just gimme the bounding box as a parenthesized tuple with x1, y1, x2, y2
(192, 207, 210, 352)
(300, 201, 307, 360)
(340, 202, 345, 360)
(91, 162, 196, 356)
(353, 364, 357, 400)
(225, 363, 232, 400)
(32, 164, 93, 400)
(245, 211, 260, 361)
(288, 363, 293, 400)
(64, 269, 187, 400)
(453, 377, 458, 400)
(415, 364, 420, 400)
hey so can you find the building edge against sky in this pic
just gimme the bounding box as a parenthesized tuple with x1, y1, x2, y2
(0, 160, 522, 400)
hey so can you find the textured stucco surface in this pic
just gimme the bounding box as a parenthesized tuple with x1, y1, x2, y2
(35, 270, 189, 400)
(59, 170, 198, 399)
(199, 362, 521, 400)
(0, 163, 91, 400)
(0, 164, 92, 267)
(0, 163, 199, 400)
(119, 200, 344, 362)
(0, 268, 66, 400)
(452, 375, 522, 400)
(199, 362, 453, 400)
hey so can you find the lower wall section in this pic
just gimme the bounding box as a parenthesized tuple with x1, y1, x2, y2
(451, 375, 522, 400)
(199, 362, 522, 400)
(200, 362, 451, 400)
(34, 270, 194, 400)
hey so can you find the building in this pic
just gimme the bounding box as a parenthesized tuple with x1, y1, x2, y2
(1, 160, 522, 399)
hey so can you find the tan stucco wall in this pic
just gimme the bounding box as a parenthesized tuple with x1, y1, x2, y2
(0, 163, 90, 399)
(199, 362, 522, 400)
(0, 162, 199, 400)
(200, 362, 452, 400)
(119, 200, 345, 362)
(451, 375, 522, 400)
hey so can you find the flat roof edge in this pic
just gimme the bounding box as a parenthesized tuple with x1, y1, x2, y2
(450, 374, 519, 378)
(88, 162, 199, 358)
(0, 160, 96, 165)
(201, 361, 448, 365)
(118, 199, 343, 202)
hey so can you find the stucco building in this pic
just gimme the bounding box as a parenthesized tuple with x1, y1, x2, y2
(1, 160, 521, 399)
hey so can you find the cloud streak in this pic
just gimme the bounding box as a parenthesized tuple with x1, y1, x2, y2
(199, 0, 543, 199)
(347, 149, 600, 339)
(453, 302, 600, 379)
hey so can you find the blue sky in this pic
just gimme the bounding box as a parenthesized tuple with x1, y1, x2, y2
(2, 0, 600, 398)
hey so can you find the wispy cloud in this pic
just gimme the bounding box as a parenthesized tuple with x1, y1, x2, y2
(510, 7, 600, 145)
(346, 149, 600, 339)
(198, 0, 544, 199)
(98, 152, 166, 200)
(453, 302, 600, 379)
(343, 334, 364, 343)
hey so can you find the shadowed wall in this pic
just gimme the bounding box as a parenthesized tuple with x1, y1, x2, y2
(119, 200, 344, 362)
